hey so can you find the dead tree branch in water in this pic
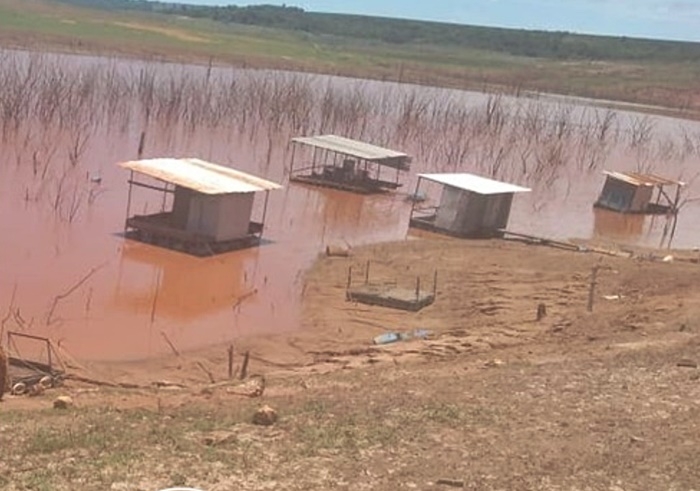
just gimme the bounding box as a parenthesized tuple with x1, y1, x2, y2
(46, 263, 107, 325)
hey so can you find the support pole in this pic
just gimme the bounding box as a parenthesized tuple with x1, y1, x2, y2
(260, 190, 271, 238)
(587, 266, 599, 313)
(289, 142, 296, 177)
(673, 184, 682, 214)
(124, 169, 134, 232)
(346, 266, 353, 300)
(415, 276, 421, 301)
(240, 350, 250, 380)
(668, 184, 682, 249)
(46, 338, 52, 371)
(433, 269, 438, 297)
(160, 183, 168, 212)
(227, 344, 234, 379)
(410, 177, 423, 221)
(365, 260, 370, 284)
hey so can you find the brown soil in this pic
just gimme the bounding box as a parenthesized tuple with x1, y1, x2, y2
(2, 238, 700, 489)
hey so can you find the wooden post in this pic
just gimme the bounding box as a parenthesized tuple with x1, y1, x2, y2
(667, 184, 683, 249)
(289, 142, 296, 177)
(536, 303, 547, 321)
(150, 269, 161, 324)
(347, 266, 353, 289)
(260, 190, 271, 237)
(410, 177, 422, 221)
(433, 270, 438, 296)
(124, 169, 134, 232)
(227, 345, 234, 379)
(365, 260, 370, 284)
(415, 276, 421, 300)
(46, 338, 52, 371)
(240, 350, 250, 380)
(587, 266, 599, 312)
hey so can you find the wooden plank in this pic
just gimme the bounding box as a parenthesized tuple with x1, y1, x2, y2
(499, 230, 580, 251)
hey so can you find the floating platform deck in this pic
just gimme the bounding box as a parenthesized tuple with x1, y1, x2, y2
(290, 173, 401, 195)
(409, 215, 505, 239)
(593, 201, 674, 215)
(126, 212, 264, 256)
(346, 285, 435, 312)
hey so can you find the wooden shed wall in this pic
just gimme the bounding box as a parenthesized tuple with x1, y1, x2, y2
(435, 186, 514, 236)
(172, 187, 193, 228)
(214, 192, 255, 241)
(185, 192, 255, 241)
(482, 193, 514, 231)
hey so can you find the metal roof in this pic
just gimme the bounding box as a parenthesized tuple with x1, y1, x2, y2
(291, 134, 411, 170)
(603, 171, 685, 187)
(119, 158, 282, 195)
(418, 173, 531, 195)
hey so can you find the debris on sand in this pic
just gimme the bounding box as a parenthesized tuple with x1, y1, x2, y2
(53, 395, 74, 409)
(252, 405, 278, 426)
(677, 359, 698, 369)
(373, 329, 432, 346)
(436, 478, 465, 487)
(326, 244, 351, 257)
(484, 359, 505, 368)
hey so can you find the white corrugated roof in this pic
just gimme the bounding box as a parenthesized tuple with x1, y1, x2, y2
(119, 158, 282, 195)
(291, 134, 411, 169)
(418, 173, 531, 195)
(603, 171, 684, 187)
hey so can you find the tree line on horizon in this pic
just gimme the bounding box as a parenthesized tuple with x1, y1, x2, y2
(58, 0, 700, 62)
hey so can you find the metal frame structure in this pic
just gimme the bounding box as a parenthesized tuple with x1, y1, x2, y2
(289, 134, 411, 194)
(119, 158, 282, 256)
(6, 331, 65, 390)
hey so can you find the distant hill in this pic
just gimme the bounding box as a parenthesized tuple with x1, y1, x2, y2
(56, 0, 700, 62)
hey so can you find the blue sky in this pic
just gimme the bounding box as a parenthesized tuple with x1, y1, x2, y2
(163, 0, 700, 42)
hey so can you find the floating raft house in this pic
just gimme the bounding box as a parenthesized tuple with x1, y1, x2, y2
(289, 134, 411, 194)
(594, 171, 684, 215)
(119, 158, 282, 256)
(409, 173, 530, 238)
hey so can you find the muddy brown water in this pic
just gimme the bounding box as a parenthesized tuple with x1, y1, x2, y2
(1, 51, 700, 361)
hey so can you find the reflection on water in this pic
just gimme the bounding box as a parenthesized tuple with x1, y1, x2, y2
(2, 50, 700, 361)
(592, 207, 647, 240)
(113, 241, 257, 321)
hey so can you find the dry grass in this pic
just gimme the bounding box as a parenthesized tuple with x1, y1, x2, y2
(1, 336, 700, 490)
